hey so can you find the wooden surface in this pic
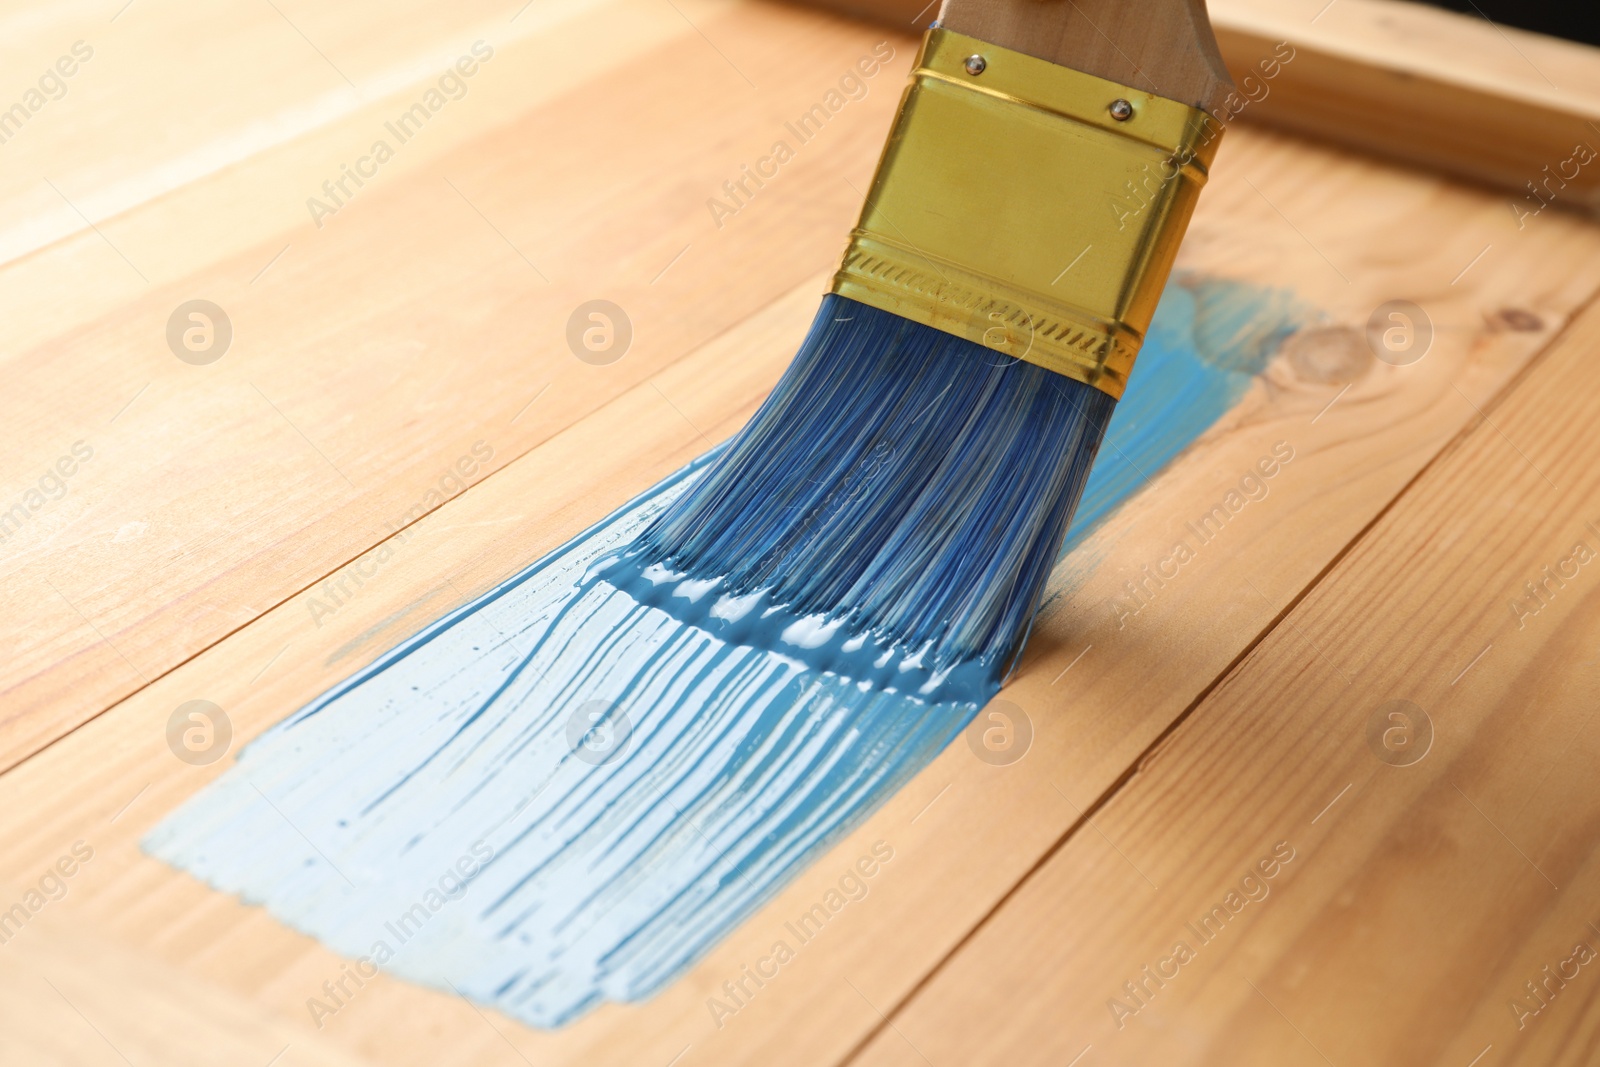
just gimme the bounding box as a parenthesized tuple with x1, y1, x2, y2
(0, 0, 878, 770)
(3, 1, 1600, 1065)
(851, 258, 1600, 1067)
(1210, 0, 1600, 212)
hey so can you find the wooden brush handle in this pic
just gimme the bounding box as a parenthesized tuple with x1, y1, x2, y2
(938, 0, 1234, 111)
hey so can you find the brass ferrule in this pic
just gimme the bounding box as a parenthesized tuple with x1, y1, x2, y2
(829, 29, 1223, 399)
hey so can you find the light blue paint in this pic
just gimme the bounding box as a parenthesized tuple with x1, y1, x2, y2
(144, 274, 1311, 1028)
(144, 454, 980, 1027)
(1064, 273, 1308, 550)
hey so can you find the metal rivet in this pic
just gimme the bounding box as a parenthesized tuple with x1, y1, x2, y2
(964, 54, 986, 76)
(1109, 98, 1134, 121)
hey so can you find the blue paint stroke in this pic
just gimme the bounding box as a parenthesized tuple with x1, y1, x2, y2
(144, 274, 1310, 1028)
(1065, 273, 1308, 550)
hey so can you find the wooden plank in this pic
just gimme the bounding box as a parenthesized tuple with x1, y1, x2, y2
(0, 278, 816, 1067)
(0, 0, 911, 769)
(0, 0, 699, 344)
(3, 106, 1600, 1067)
(0, 911, 378, 1066)
(847, 267, 1600, 1067)
(1210, 0, 1600, 212)
(0, 0, 630, 266)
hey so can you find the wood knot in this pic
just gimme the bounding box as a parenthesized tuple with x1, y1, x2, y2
(1486, 307, 1544, 332)
(1280, 325, 1372, 385)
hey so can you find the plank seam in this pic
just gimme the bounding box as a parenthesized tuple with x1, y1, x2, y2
(0, 279, 799, 777)
(833, 282, 1600, 1066)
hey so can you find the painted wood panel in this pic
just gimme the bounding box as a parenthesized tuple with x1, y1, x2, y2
(3, 2, 1600, 1065)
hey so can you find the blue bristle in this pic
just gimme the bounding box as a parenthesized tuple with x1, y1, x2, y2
(616, 294, 1117, 683)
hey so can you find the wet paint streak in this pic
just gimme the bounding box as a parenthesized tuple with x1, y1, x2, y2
(144, 274, 1312, 1028)
(1065, 273, 1310, 550)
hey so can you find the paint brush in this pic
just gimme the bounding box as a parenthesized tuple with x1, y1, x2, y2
(142, 12, 1241, 1020)
(610, 2, 1236, 695)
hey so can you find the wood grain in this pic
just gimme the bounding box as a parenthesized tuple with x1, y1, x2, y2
(0, 0, 910, 771)
(938, 0, 1234, 109)
(0, 0, 632, 267)
(1211, 0, 1600, 213)
(2, 912, 375, 1066)
(3, 1, 1600, 1066)
(848, 264, 1600, 1067)
(4, 101, 1600, 1067)
(0, 278, 819, 1067)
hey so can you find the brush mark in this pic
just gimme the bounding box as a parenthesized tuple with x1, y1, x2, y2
(145, 274, 1311, 1029)
(1064, 274, 1309, 549)
(323, 586, 447, 666)
(145, 451, 978, 1026)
